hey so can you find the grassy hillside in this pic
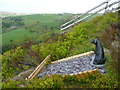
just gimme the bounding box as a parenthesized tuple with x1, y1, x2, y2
(21, 14, 74, 27)
(2, 11, 119, 88)
(1, 13, 74, 53)
(2, 27, 60, 52)
(2, 13, 99, 54)
(0, 11, 31, 17)
(2, 28, 36, 44)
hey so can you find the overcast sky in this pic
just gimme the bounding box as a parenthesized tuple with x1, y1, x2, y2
(0, 0, 118, 14)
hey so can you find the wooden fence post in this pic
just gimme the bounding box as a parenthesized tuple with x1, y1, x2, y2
(27, 55, 51, 80)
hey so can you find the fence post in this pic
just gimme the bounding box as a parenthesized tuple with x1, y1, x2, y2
(105, 0, 109, 13)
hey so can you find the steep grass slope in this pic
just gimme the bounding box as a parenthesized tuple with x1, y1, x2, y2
(2, 11, 119, 88)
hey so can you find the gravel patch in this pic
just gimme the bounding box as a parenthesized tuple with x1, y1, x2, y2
(38, 54, 106, 78)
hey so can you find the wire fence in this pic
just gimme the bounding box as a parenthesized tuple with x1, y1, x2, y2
(61, 0, 120, 31)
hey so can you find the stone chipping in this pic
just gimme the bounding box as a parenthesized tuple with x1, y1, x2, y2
(38, 54, 106, 78)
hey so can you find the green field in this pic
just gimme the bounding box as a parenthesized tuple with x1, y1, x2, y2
(2, 13, 99, 53)
(2, 28, 36, 45)
(2, 27, 60, 46)
(2, 13, 74, 53)
(21, 14, 74, 28)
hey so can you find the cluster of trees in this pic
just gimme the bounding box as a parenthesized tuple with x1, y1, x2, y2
(2, 17, 25, 33)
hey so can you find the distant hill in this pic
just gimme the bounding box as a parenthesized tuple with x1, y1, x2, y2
(0, 11, 32, 18)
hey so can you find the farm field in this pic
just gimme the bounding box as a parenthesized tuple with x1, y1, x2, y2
(2, 28, 36, 45)
(2, 13, 74, 53)
(2, 13, 99, 53)
(21, 14, 74, 27)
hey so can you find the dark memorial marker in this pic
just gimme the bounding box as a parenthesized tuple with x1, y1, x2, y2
(91, 38, 106, 65)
